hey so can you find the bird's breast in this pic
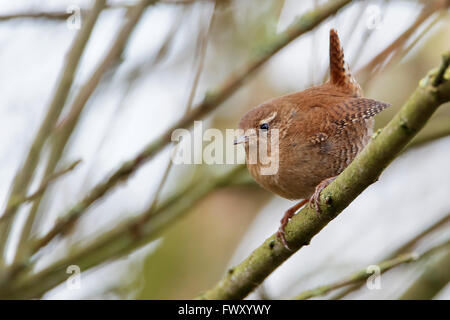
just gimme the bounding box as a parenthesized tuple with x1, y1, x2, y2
(245, 118, 373, 200)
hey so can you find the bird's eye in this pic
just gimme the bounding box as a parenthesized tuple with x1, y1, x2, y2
(260, 123, 269, 131)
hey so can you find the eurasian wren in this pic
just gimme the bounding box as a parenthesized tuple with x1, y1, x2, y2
(235, 29, 390, 249)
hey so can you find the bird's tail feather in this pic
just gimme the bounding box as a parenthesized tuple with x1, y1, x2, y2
(329, 28, 362, 97)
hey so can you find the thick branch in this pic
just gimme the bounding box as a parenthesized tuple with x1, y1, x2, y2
(31, 0, 354, 255)
(198, 52, 450, 300)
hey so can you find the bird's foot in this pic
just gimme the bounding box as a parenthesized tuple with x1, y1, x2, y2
(309, 176, 338, 213)
(276, 199, 308, 250)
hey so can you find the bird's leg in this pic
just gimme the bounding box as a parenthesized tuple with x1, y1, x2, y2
(277, 199, 308, 250)
(309, 176, 338, 213)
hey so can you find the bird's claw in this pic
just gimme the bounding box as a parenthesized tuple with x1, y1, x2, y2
(276, 199, 308, 251)
(309, 188, 323, 214)
(309, 176, 338, 214)
(276, 228, 292, 251)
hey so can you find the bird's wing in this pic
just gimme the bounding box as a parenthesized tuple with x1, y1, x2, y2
(332, 97, 391, 130)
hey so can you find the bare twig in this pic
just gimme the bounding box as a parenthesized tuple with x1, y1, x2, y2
(399, 243, 450, 299)
(79, 8, 185, 194)
(388, 12, 444, 70)
(0, 1, 211, 21)
(0, 160, 82, 223)
(333, 211, 450, 299)
(149, 2, 216, 211)
(321, 0, 373, 83)
(358, 4, 439, 86)
(407, 117, 450, 148)
(294, 254, 417, 300)
(433, 51, 450, 87)
(12, 0, 157, 266)
(0, 12, 72, 21)
(0, 0, 106, 267)
(294, 240, 450, 300)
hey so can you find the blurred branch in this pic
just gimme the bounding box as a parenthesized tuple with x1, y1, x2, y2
(399, 244, 450, 299)
(293, 254, 417, 300)
(30, 0, 354, 257)
(0, 11, 73, 21)
(161, 0, 215, 4)
(407, 117, 450, 148)
(294, 239, 450, 300)
(79, 8, 185, 194)
(0, 165, 246, 299)
(148, 2, 216, 211)
(321, 0, 374, 83)
(0, 0, 106, 268)
(387, 217, 450, 260)
(388, 11, 444, 69)
(198, 52, 450, 300)
(433, 52, 450, 87)
(12, 0, 157, 267)
(0, 0, 211, 21)
(358, 2, 443, 86)
(0, 160, 81, 223)
(333, 211, 450, 299)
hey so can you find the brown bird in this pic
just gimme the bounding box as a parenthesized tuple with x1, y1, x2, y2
(235, 29, 390, 249)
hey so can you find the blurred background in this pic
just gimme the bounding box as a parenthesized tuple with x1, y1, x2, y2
(0, 0, 449, 299)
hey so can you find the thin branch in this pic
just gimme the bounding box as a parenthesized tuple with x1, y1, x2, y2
(407, 118, 450, 148)
(148, 2, 216, 211)
(358, 3, 439, 86)
(0, 165, 246, 299)
(293, 240, 450, 300)
(12, 0, 157, 266)
(293, 254, 417, 300)
(282, 212, 450, 299)
(197, 52, 450, 300)
(0, 160, 82, 223)
(161, 0, 215, 4)
(399, 243, 450, 299)
(0, 12, 72, 21)
(0, 0, 106, 267)
(0, 1, 211, 21)
(30, 0, 354, 256)
(78, 8, 185, 194)
(321, 0, 374, 84)
(389, 11, 444, 69)
(433, 51, 450, 87)
(332, 211, 450, 299)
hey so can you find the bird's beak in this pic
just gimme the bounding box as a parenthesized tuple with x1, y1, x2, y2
(233, 135, 249, 145)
